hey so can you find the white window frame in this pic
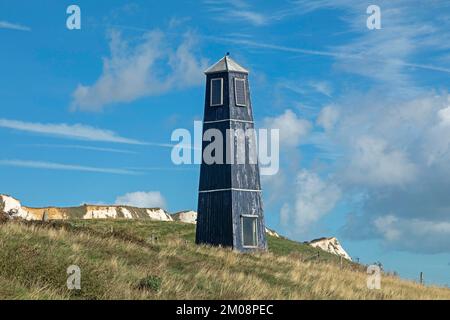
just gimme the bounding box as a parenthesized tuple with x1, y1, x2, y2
(234, 78, 247, 107)
(210, 78, 223, 106)
(241, 215, 258, 248)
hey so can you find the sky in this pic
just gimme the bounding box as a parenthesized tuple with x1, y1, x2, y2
(1, 0, 450, 287)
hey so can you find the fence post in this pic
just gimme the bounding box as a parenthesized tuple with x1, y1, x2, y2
(420, 272, 424, 285)
(148, 233, 158, 244)
(42, 210, 49, 222)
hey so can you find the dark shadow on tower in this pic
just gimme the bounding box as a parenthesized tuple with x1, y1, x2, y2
(195, 55, 267, 252)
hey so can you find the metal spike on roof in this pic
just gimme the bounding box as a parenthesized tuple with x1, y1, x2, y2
(204, 55, 249, 74)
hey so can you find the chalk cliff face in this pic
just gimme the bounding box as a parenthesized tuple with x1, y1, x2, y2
(265, 228, 280, 238)
(1, 194, 33, 220)
(0, 194, 173, 221)
(172, 210, 197, 224)
(0, 194, 284, 239)
(306, 237, 352, 261)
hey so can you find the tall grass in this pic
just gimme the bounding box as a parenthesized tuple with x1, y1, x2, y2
(0, 219, 448, 300)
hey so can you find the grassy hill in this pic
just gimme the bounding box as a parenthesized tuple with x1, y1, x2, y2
(0, 218, 449, 299)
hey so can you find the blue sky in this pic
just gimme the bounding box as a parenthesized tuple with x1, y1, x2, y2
(1, 0, 450, 286)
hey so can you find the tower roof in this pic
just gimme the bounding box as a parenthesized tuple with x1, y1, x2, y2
(204, 55, 249, 74)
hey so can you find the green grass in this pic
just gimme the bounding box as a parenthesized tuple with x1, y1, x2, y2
(0, 219, 448, 300)
(62, 219, 339, 259)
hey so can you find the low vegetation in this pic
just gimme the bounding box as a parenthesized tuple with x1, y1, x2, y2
(0, 219, 449, 299)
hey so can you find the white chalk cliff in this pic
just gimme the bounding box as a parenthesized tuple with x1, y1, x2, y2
(306, 237, 352, 261)
(0, 194, 172, 221)
(0, 194, 34, 220)
(172, 210, 198, 224)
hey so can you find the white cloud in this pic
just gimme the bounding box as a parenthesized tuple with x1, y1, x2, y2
(373, 215, 402, 242)
(437, 105, 450, 124)
(0, 159, 138, 175)
(281, 169, 341, 232)
(0, 21, 31, 31)
(115, 191, 166, 208)
(263, 109, 311, 147)
(71, 30, 207, 111)
(324, 92, 450, 253)
(0, 118, 144, 145)
(345, 136, 417, 187)
(424, 103, 450, 166)
(373, 215, 450, 253)
(317, 105, 339, 131)
(252, 0, 450, 254)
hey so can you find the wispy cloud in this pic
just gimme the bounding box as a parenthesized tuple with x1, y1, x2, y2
(126, 166, 198, 171)
(0, 21, 31, 31)
(309, 81, 333, 97)
(293, 0, 450, 84)
(203, 0, 301, 26)
(204, 35, 337, 56)
(26, 144, 138, 154)
(228, 11, 267, 26)
(204, 0, 267, 26)
(274, 80, 334, 100)
(209, 37, 450, 75)
(0, 118, 144, 145)
(0, 160, 139, 175)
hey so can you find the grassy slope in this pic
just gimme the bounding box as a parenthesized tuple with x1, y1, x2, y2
(0, 219, 449, 300)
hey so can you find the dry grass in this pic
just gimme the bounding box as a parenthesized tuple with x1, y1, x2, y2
(0, 219, 449, 300)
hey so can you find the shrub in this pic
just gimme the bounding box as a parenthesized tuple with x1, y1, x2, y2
(0, 213, 8, 224)
(0, 206, 8, 224)
(137, 275, 162, 292)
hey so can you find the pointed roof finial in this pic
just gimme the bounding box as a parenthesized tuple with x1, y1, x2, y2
(204, 55, 249, 74)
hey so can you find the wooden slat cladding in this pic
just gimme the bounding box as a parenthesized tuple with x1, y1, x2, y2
(196, 191, 233, 247)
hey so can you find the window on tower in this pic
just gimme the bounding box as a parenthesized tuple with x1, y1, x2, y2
(210, 78, 223, 106)
(234, 78, 247, 107)
(242, 215, 258, 247)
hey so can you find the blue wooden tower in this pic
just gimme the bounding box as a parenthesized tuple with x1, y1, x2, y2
(195, 54, 267, 252)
